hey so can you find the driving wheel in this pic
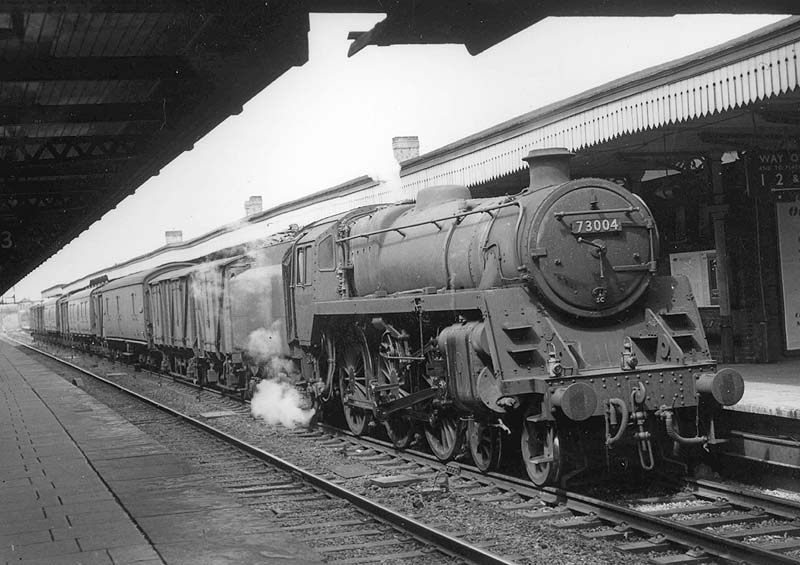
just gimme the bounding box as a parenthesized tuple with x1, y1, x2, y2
(338, 331, 373, 435)
(376, 331, 414, 449)
(425, 412, 464, 462)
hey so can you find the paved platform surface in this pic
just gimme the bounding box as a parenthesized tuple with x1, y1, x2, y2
(722, 359, 800, 419)
(0, 340, 322, 564)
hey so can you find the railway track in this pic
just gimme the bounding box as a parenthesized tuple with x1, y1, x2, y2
(12, 339, 518, 565)
(296, 429, 800, 564)
(18, 338, 800, 565)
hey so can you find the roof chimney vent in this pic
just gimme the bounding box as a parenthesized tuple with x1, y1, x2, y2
(523, 148, 574, 192)
(165, 230, 182, 245)
(245, 195, 263, 216)
(392, 136, 419, 163)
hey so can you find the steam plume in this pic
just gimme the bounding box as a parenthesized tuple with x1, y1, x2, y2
(250, 379, 315, 428)
(247, 324, 315, 428)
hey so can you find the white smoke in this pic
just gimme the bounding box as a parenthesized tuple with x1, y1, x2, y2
(246, 321, 285, 364)
(247, 323, 315, 429)
(250, 379, 315, 428)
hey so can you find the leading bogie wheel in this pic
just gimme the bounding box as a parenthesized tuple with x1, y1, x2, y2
(468, 420, 502, 473)
(521, 419, 563, 487)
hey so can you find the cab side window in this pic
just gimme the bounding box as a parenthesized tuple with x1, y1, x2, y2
(296, 247, 306, 285)
(296, 246, 313, 286)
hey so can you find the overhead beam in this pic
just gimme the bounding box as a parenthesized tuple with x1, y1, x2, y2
(0, 56, 188, 82)
(0, 102, 163, 125)
(0, 134, 143, 147)
(0, 180, 124, 196)
(0, 135, 143, 165)
(0, 159, 134, 177)
(0, 1, 209, 11)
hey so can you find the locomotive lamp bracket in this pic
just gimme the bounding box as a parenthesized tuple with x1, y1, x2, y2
(546, 342, 562, 376)
(620, 339, 638, 371)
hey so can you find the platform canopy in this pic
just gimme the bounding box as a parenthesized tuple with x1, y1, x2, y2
(399, 17, 800, 193)
(0, 1, 796, 297)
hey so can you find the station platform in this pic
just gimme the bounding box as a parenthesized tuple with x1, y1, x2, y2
(0, 340, 322, 564)
(722, 359, 800, 420)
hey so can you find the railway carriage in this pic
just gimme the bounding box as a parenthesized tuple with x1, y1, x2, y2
(42, 297, 60, 336)
(65, 286, 96, 344)
(146, 236, 295, 395)
(95, 263, 193, 362)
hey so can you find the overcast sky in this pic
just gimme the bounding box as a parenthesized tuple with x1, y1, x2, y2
(9, 13, 787, 300)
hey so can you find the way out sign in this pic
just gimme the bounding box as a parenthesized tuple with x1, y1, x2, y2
(750, 150, 800, 193)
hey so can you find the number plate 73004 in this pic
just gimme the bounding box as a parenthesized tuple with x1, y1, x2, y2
(571, 217, 622, 234)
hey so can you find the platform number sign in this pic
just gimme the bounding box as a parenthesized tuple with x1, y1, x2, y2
(0, 231, 11, 249)
(749, 150, 800, 198)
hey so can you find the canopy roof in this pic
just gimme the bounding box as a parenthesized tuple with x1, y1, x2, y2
(400, 17, 800, 192)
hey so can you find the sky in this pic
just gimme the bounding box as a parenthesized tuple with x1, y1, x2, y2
(8, 13, 788, 301)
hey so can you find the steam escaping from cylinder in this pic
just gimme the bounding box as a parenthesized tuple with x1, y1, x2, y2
(250, 379, 315, 428)
(247, 323, 315, 428)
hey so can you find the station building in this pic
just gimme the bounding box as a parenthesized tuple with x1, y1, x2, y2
(398, 16, 800, 367)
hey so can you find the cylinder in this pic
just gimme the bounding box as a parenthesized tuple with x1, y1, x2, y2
(695, 368, 745, 406)
(551, 382, 598, 421)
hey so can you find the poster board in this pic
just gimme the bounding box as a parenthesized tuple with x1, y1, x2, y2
(669, 250, 718, 308)
(776, 199, 800, 351)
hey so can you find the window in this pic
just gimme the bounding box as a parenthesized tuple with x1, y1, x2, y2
(318, 236, 334, 271)
(296, 247, 307, 285)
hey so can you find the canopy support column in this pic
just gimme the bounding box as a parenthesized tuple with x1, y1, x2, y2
(709, 155, 734, 363)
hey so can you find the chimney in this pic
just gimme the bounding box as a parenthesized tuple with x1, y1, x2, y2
(392, 136, 419, 163)
(522, 148, 574, 192)
(245, 195, 263, 216)
(165, 230, 182, 245)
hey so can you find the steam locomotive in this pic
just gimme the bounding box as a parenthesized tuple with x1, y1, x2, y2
(31, 148, 743, 486)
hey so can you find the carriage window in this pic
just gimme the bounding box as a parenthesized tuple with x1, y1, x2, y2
(318, 235, 334, 271)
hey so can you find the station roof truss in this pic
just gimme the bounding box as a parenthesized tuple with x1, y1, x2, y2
(399, 17, 800, 192)
(2, 1, 798, 297)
